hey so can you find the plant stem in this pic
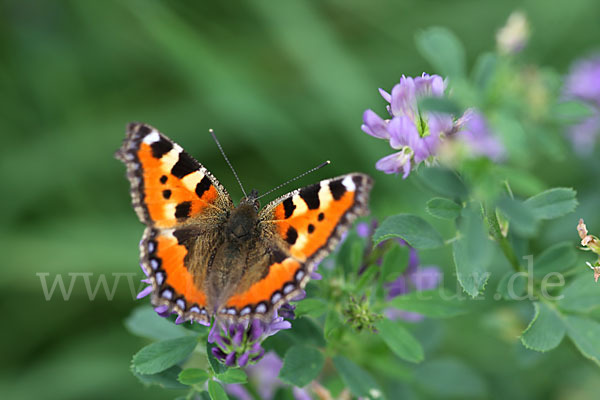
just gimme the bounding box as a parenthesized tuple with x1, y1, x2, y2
(485, 206, 521, 272)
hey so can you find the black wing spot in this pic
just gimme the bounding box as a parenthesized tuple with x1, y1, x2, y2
(195, 175, 212, 198)
(299, 184, 320, 210)
(175, 201, 192, 219)
(173, 229, 196, 248)
(272, 249, 287, 264)
(282, 198, 296, 218)
(171, 152, 198, 178)
(162, 189, 171, 199)
(329, 179, 347, 200)
(138, 125, 152, 135)
(318, 212, 325, 221)
(150, 137, 173, 159)
(285, 226, 298, 245)
(308, 224, 315, 234)
(160, 175, 168, 184)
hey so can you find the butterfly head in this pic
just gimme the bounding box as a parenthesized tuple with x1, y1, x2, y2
(240, 188, 261, 211)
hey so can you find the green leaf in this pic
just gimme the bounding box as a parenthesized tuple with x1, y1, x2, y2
(178, 368, 211, 385)
(206, 341, 227, 375)
(453, 206, 493, 297)
(375, 319, 424, 363)
(373, 214, 443, 249)
(133, 365, 187, 389)
(558, 273, 600, 313)
(294, 298, 328, 318)
(388, 289, 466, 318)
(414, 358, 487, 398)
(415, 27, 466, 78)
(565, 315, 600, 366)
(217, 368, 247, 384)
(417, 166, 468, 199)
(333, 356, 384, 399)
(324, 308, 344, 341)
(208, 380, 229, 400)
(496, 270, 527, 300)
(125, 306, 191, 340)
(279, 345, 324, 387)
(533, 241, 577, 278)
(418, 97, 463, 115)
(426, 197, 462, 220)
(132, 336, 198, 375)
(337, 233, 364, 276)
(520, 302, 566, 352)
(524, 188, 578, 220)
(355, 264, 379, 292)
(553, 101, 596, 122)
(497, 197, 538, 237)
(381, 245, 409, 282)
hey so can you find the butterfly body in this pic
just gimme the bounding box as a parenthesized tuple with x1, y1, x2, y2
(117, 123, 373, 324)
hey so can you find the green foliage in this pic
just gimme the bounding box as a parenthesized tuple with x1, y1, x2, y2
(125, 306, 192, 340)
(207, 380, 229, 400)
(132, 336, 198, 375)
(565, 316, 600, 366)
(279, 345, 325, 387)
(178, 368, 210, 386)
(217, 369, 248, 384)
(524, 188, 578, 220)
(414, 358, 487, 398)
(521, 302, 566, 352)
(333, 356, 384, 400)
(373, 214, 444, 249)
(415, 27, 466, 79)
(453, 205, 493, 296)
(425, 197, 462, 220)
(533, 242, 577, 278)
(387, 289, 466, 318)
(375, 319, 424, 363)
(558, 273, 600, 313)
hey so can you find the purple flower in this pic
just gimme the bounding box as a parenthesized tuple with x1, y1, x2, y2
(225, 352, 312, 400)
(563, 55, 600, 155)
(208, 311, 292, 368)
(362, 73, 458, 178)
(459, 109, 506, 161)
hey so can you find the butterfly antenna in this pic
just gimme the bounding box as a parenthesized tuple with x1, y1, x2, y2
(256, 160, 331, 200)
(210, 129, 247, 197)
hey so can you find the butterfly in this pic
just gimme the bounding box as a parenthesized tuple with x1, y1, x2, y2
(116, 122, 373, 324)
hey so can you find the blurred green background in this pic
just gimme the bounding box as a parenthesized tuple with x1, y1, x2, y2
(3, 0, 600, 399)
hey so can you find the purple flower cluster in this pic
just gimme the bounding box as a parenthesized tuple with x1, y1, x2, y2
(208, 311, 291, 368)
(563, 55, 600, 155)
(361, 74, 455, 178)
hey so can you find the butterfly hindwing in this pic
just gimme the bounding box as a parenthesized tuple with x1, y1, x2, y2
(116, 122, 233, 228)
(221, 173, 373, 320)
(141, 227, 211, 324)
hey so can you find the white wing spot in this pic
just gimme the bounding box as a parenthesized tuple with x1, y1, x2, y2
(342, 175, 356, 192)
(142, 130, 160, 144)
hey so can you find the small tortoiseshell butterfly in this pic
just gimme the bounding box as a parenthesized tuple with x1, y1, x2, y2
(116, 122, 373, 324)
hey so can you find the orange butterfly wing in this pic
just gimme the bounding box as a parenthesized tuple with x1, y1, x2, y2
(117, 122, 233, 324)
(222, 174, 373, 319)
